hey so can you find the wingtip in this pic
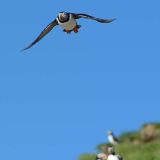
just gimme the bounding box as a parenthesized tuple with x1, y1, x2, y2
(20, 48, 26, 52)
(109, 18, 116, 22)
(112, 18, 117, 21)
(21, 45, 32, 52)
(102, 18, 117, 23)
(20, 48, 28, 52)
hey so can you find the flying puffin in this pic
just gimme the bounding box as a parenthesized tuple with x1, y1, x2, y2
(22, 11, 115, 50)
(107, 131, 119, 145)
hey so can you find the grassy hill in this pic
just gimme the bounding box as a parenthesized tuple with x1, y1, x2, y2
(79, 123, 160, 160)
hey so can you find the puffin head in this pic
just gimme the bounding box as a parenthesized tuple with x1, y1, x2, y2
(108, 147, 115, 155)
(58, 12, 69, 21)
(107, 131, 113, 135)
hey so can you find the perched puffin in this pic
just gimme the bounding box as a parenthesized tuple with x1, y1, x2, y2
(22, 11, 115, 50)
(107, 131, 119, 145)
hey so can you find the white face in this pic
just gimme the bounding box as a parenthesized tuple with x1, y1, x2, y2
(58, 13, 76, 30)
(58, 12, 69, 21)
(108, 131, 113, 135)
(108, 147, 114, 154)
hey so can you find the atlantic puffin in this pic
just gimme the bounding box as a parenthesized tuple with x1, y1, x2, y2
(107, 131, 119, 145)
(22, 11, 115, 50)
(107, 147, 123, 160)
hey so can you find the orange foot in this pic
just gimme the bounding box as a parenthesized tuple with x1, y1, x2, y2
(64, 29, 72, 34)
(73, 26, 79, 33)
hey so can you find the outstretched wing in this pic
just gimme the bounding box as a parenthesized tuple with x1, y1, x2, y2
(72, 13, 116, 23)
(22, 19, 58, 51)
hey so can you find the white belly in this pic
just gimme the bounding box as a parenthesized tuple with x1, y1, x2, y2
(108, 135, 117, 145)
(108, 135, 113, 143)
(57, 16, 77, 30)
(107, 155, 119, 160)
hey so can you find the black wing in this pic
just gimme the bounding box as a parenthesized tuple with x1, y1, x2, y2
(112, 133, 119, 143)
(113, 135, 119, 143)
(72, 13, 116, 23)
(22, 19, 58, 51)
(117, 155, 123, 160)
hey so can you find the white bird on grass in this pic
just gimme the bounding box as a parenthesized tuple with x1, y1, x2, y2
(107, 131, 119, 145)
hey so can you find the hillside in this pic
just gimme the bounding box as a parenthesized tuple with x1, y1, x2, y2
(79, 123, 160, 160)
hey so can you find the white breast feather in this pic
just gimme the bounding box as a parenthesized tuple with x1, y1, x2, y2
(107, 155, 119, 160)
(108, 135, 114, 143)
(57, 14, 76, 30)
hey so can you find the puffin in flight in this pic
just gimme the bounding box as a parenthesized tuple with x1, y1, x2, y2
(22, 12, 115, 50)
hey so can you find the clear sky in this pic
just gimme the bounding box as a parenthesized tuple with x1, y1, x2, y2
(0, 0, 160, 160)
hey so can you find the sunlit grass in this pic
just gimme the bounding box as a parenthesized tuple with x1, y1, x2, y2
(79, 123, 160, 160)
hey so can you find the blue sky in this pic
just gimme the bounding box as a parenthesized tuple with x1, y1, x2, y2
(0, 0, 160, 160)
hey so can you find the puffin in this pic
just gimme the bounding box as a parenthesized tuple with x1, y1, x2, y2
(22, 11, 115, 50)
(107, 131, 119, 145)
(107, 147, 123, 160)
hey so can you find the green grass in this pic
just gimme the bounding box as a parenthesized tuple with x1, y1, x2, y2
(79, 154, 96, 160)
(119, 131, 140, 142)
(116, 140, 160, 160)
(79, 123, 160, 160)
